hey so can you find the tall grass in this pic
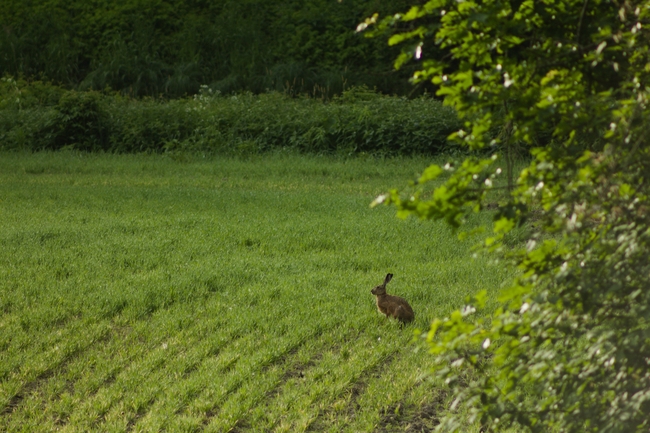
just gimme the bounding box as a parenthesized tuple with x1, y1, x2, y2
(0, 152, 513, 432)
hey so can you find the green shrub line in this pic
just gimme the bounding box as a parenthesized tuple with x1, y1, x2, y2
(0, 78, 461, 155)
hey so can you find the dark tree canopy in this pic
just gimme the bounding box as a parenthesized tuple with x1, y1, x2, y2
(0, 0, 418, 97)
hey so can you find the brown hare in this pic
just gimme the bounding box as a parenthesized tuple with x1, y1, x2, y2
(371, 273, 414, 324)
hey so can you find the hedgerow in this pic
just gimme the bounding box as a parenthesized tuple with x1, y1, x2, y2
(0, 79, 461, 155)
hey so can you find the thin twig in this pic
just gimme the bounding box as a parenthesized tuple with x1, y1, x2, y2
(502, 100, 514, 193)
(576, 0, 590, 46)
(465, 186, 514, 192)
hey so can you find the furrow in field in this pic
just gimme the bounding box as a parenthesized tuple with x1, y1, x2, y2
(0, 321, 154, 433)
(278, 347, 401, 432)
(211, 324, 404, 432)
(81, 317, 291, 432)
(174, 323, 338, 433)
(1, 303, 241, 432)
(304, 351, 399, 432)
(0, 321, 110, 417)
(62, 315, 246, 432)
(312, 345, 440, 432)
(198, 325, 345, 433)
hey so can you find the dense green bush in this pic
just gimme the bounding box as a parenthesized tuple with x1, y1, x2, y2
(370, 0, 650, 431)
(0, 79, 460, 155)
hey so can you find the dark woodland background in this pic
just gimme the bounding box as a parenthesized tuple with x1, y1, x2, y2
(0, 0, 424, 98)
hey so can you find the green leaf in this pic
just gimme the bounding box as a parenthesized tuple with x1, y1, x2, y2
(418, 164, 443, 183)
(493, 216, 515, 234)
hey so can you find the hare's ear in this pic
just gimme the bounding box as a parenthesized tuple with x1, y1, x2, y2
(384, 273, 393, 285)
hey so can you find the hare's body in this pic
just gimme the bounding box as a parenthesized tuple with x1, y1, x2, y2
(371, 274, 414, 323)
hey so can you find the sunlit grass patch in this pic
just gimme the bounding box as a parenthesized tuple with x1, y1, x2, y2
(0, 151, 513, 432)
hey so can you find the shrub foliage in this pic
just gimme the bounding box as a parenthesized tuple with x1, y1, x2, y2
(366, 0, 650, 431)
(0, 79, 460, 155)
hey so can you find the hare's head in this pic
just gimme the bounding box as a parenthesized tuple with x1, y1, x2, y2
(371, 273, 393, 295)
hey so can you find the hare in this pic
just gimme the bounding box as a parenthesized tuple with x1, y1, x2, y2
(371, 273, 414, 323)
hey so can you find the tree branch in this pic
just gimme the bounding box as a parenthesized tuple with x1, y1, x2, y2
(576, 0, 590, 46)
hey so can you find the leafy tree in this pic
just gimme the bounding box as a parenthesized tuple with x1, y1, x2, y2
(363, 0, 650, 431)
(0, 0, 416, 97)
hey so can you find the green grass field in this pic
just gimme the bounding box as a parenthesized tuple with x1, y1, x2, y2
(0, 152, 513, 432)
